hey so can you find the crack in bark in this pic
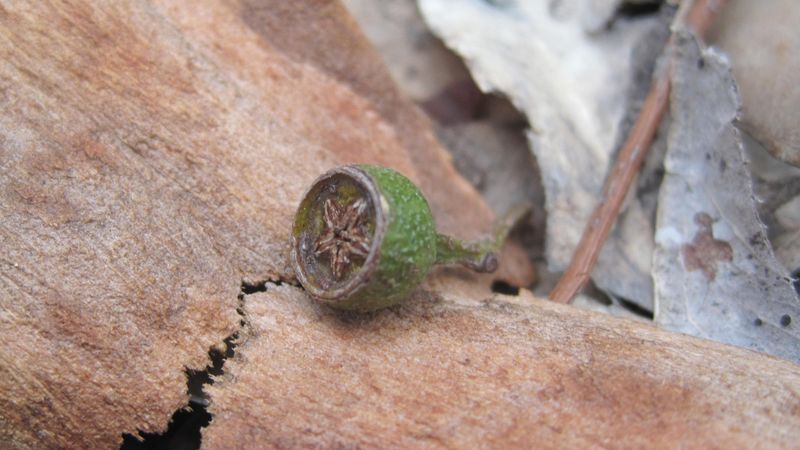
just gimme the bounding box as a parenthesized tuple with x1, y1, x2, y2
(119, 278, 293, 449)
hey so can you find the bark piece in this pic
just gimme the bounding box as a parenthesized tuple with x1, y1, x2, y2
(0, 1, 508, 447)
(205, 283, 800, 449)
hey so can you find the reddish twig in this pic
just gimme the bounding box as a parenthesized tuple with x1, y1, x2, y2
(549, 0, 728, 304)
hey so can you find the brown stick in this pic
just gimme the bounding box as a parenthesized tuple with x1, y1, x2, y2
(549, 0, 728, 304)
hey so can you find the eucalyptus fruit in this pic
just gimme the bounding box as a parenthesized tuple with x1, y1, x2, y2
(291, 164, 523, 311)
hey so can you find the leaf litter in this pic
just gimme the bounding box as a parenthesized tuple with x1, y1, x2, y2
(418, 0, 672, 312)
(345, 0, 800, 361)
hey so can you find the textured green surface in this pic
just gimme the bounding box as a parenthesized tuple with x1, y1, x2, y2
(333, 165, 437, 311)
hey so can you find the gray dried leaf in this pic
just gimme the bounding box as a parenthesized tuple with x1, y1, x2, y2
(418, 0, 668, 310)
(653, 33, 800, 362)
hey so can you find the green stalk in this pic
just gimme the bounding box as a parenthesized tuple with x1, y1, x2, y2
(435, 203, 531, 272)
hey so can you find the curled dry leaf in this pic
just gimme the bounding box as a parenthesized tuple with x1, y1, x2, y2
(418, 0, 670, 310)
(653, 33, 800, 363)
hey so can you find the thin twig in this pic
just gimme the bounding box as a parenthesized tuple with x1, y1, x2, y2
(549, 0, 728, 304)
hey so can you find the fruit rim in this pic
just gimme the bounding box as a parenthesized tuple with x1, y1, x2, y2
(291, 165, 387, 302)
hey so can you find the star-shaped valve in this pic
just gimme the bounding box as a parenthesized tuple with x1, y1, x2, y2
(314, 197, 371, 280)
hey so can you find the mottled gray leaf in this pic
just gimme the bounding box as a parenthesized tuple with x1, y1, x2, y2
(653, 34, 800, 362)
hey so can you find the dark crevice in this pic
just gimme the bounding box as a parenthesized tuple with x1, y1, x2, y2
(584, 282, 613, 306)
(491, 280, 520, 296)
(587, 282, 654, 319)
(617, 297, 655, 320)
(186, 334, 239, 402)
(120, 405, 210, 450)
(242, 276, 302, 294)
(791, 268, 800, 296)
(241, 280, 269, 295)
(119, 335, 237, 450)
(616, 0, 662, 18)
(119, 279, 273, 450)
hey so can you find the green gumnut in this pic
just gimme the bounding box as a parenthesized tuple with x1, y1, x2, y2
(291, 164, 437, 311)
(291, 164, 522, 311)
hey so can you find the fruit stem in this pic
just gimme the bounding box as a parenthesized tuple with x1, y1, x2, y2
(435, 203, 530, 273)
